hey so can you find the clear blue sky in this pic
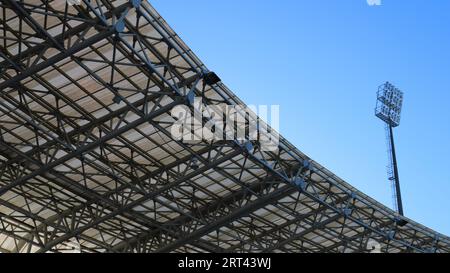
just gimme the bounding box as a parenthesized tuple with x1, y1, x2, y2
(150, 0, 450, 235)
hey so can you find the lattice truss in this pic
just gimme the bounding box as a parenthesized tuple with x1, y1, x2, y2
(0, 0, 448, 253)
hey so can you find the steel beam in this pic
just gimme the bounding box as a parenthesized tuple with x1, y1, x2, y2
(0, 27, 115, 90)
(154, 184, 298, 253)
(34, 148, 242, 253)
(0, 1, 131, 68)
(0, 99, 180, 196)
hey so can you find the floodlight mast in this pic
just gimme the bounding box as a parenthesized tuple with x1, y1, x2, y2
(375, 82, 404, 216)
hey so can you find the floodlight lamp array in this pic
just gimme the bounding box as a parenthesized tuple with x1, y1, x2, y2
(375, 82, 404, 127)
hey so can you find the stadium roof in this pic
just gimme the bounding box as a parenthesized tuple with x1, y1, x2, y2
(0, 0, 448, 253)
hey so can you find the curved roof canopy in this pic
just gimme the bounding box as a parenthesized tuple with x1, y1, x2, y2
(0, 0, 448, 253)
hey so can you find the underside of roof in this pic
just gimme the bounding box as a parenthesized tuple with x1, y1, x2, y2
(0, 0, 448, 253)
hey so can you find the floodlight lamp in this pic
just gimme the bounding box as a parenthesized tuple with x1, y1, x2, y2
(375, 82, 404, 127)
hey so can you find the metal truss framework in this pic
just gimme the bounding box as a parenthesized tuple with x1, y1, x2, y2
(0, 0, 448, 253)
